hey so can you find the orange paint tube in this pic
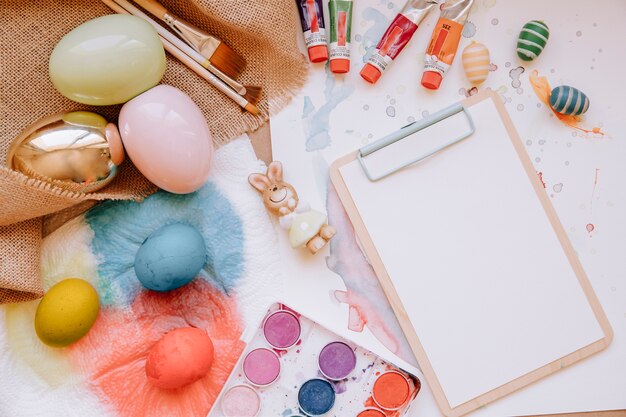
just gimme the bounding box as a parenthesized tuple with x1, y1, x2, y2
(422, 0, 474, 90)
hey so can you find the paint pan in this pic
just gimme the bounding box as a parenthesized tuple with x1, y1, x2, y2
(221, 384, 261, 417)
(209, 304, 421, 417)
(372, 370, 411, 410)
(298, 378, 336, 416)
(263, 310, 301, 349)
(357, 408, 386, 417)
(242, 348, 281, 387)
(318, 341, 356, 380)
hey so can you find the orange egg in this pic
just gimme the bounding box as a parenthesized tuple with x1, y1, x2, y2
(462, 41, 490, 84)
(145, 327, 214, 389)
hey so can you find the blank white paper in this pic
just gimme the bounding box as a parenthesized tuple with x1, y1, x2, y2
(339, 98, 606, 408)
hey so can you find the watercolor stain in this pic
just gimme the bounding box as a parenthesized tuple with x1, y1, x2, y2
(386, 106, 396, 117)
(86, 184, 245, 306)
(509, 66, 525, 88)
(301, 67, 355, 151)
(553, 183, 563, 193)
(462, 21, 476, 38)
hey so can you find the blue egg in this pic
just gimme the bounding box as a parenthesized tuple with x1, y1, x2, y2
(549, 85, 589, 116)
(298, 378, 335, 416)
(134, 223, 206, 292)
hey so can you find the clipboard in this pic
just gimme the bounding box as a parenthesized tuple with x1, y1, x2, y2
(329, 90, 612, 417)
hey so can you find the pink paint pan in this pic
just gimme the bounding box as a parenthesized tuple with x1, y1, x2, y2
(262, 309, 301, 349)
(242, 347, 281, 387)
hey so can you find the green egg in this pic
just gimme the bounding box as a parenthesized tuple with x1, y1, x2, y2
(49, 14, 166, 105)
(34, 278, 100, 347)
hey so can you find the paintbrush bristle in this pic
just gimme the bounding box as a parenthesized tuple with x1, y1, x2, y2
(243, 85, 262, 106)
(209, 43, 245, 79)
(244, 102, 260, 116)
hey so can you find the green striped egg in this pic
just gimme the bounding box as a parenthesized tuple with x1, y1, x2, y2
(549, 85, 589, 116)
(516, 20, 549, 61)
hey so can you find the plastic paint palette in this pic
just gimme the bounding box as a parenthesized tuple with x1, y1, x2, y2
(209, 303, 420, 417)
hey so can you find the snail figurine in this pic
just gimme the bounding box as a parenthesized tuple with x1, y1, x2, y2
(249, 161, 336, 254)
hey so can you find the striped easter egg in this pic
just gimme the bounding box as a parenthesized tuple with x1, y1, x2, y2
(516, 20, 549, 61)
(549, 85, 589, 116)
(462, 41, 490, 84)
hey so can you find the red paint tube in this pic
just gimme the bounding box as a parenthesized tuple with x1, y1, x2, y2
(360, 0, 438, 84)
(421, 0, 474, 89)
(296, 0, 329, 63)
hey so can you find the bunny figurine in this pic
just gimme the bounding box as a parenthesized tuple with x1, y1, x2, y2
(249, 161, 336, 254)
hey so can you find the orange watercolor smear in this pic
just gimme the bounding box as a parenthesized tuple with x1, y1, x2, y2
(68, 279, 245, 417)
(529, 70, 606, 137)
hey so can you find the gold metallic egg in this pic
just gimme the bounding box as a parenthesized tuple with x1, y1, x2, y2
(6, 111, 124, 193)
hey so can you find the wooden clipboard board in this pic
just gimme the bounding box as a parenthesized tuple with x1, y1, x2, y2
(329, 90, 612, 417)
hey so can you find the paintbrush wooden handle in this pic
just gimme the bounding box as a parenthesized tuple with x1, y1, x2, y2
(101, 0, 259, 115)
(133, 0, 169, 19)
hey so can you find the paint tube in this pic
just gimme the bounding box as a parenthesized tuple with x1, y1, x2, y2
(329, 0, 353, 73)
(296, 0, 329, 63)
(360, 0, 438, 84)
(421, 0, 474, 89)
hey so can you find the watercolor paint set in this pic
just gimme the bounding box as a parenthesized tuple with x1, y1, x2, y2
(208, 303, 421, 417)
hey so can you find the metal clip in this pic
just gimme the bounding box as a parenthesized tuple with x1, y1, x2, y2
(357, 103, 475, 181)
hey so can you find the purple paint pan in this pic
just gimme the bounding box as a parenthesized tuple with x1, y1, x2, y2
(318, 341, 357, 380)
(263, 310, 301, 349)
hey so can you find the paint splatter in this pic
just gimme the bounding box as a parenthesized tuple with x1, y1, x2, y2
(509, 66, 525, 88)
(529, 70, 607, 136)
(301, 68, 355, 151)
(517, 104, 524, 111)
(505, 62, 511, 68)
(537, 172, 546, 188)
(363, 104, 370, 111)
(491, 18, 499, 25)
(489, 63, 498, 72)
(576, 30, 582, 37)
(421, 110, 430, 118)
(586, 223, 595, 233)
(553, 183, 563, 193)
(386, 106, 396, 117)
(325, 183, 416, 366)
(407, 116, 416, 123)
(459, 87, 479, 97)
(526, 140, 532, 146)
(462, 21, 476, 38)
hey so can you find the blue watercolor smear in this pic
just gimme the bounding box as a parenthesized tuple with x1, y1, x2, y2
(302, 65, 355, 152)
(302, 96, 315, 118)
(86, 182, 244, 306)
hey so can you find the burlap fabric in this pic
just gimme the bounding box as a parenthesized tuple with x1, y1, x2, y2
(0, 0, 308, 303)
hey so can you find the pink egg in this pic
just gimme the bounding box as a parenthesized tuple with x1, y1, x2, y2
(119, 85, 213, 194)
(145, 327, 214, 389)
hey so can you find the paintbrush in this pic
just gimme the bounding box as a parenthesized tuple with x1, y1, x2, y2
(113, 0, 261, 105)
(102, 0, 259, 115)
(131, 0, 245, 79)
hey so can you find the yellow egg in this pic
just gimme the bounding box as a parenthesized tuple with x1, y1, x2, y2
(34, 278, 100, 347)
(462, 41, 490, 84)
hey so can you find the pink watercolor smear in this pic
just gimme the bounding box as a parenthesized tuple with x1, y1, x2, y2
(530, 70, 606, 137)
(68, 279, 245, 417)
